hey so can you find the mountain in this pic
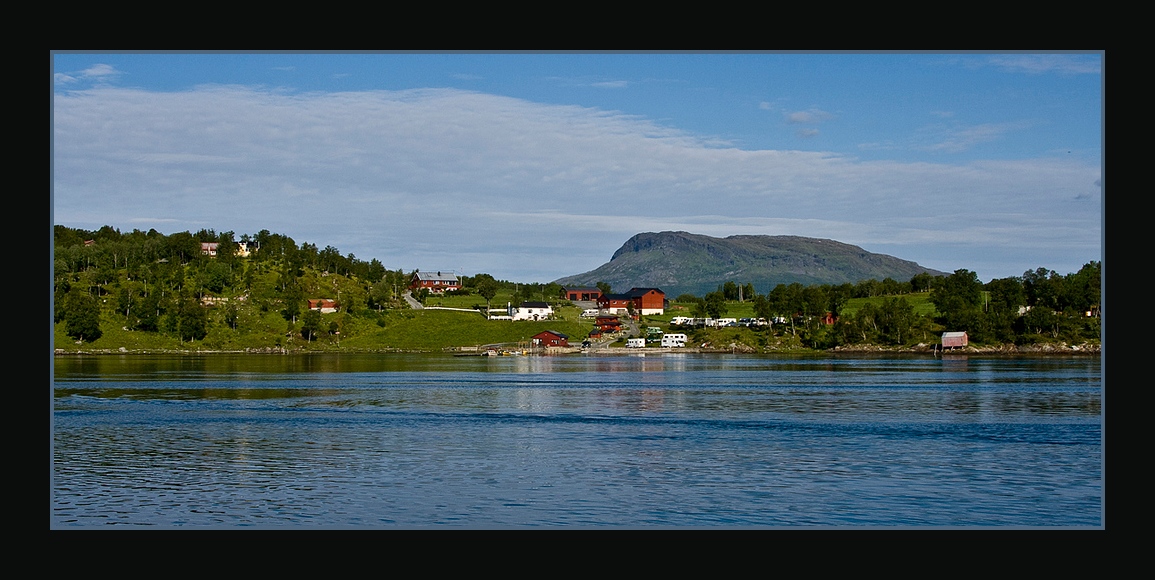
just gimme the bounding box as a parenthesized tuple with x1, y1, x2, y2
(553, 231, 949, 297)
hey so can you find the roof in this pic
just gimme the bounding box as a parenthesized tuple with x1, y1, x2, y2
(600, 288, 665, 300)
(412, 271, 458, 282)
(942, 331, 968, 338)
(534, 330, 568, 339)
(519, 301, 551, 308)
(562, 286, 601, 292)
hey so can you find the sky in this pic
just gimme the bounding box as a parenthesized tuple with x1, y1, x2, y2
(51, 51, 1103, 284)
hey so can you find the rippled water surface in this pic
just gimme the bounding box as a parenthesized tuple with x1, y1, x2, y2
(52, 353, 1102, 527)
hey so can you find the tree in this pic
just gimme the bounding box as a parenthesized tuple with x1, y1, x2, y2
(910, 272, 934, 293)
(117, 284, 137, 327)
(596, 281, 612, 295)
(369, 279, 393, 311)
(476, 277, 498, 311)
(222, 299, 240, 330)
(722, 281, 739, 301)
(63, 286, 102, 343)
(931, 269, 983, 330)
(280, 280, 303, 322)
(1062, 261, 1101, 315)
(136, 291, 163, 332)
(741, 283, 756, 302)
(163, 293, 207, 343)
(704, 291, 728, 319)
(300, 309, 322, 342)
(877, 297, 915, 345)
(752, 294, 772, 321)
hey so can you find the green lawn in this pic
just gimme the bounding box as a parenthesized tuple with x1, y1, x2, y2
(841, 292, 937, 317)
(341, 308, 593, 350)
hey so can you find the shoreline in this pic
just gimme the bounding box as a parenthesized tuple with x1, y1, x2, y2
(53, 341, 1101, 356)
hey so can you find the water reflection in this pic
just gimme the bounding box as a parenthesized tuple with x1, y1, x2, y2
(53, 353, 1101, 527)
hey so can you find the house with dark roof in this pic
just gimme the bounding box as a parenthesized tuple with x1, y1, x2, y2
(512, 301, 554, 321)
(597, 287, 666, 316)
(531, 330, 569, 348)
(594, 315, 623, 332)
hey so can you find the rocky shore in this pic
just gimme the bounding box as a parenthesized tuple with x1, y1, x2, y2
(830, 342, 1101, 354)
(56, 341, 1101, 356)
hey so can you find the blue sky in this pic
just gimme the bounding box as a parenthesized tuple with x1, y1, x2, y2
(52, 51, 1102, 284)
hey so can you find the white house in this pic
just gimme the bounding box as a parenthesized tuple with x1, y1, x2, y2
(511, 301, 554, 321)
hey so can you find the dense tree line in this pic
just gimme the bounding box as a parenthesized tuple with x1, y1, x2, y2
(693, 262, 1101, 349)
(53, 225, 408, 345)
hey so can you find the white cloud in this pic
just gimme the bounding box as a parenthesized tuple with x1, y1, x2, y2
(81, 63, 122, 79)
(987, 54, 1102, 75)
(786, 108, 834, 124)
(921, 121, 1035, 153)
(52, 85, 1101, 282)
(54, 63, 123, 87)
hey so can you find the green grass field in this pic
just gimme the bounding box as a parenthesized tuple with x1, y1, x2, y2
(342, 308, 593, 350)
(841, 292, 937, 317)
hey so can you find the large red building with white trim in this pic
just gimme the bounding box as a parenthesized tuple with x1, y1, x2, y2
(596, 288, 666, 316)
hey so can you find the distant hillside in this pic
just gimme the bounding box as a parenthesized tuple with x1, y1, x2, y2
(554, 231, 949, 297)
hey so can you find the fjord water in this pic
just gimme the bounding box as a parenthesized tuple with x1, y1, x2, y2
(52, 353, 1102, 527)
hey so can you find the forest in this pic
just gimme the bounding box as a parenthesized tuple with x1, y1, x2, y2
(52, 225, 1101, 351)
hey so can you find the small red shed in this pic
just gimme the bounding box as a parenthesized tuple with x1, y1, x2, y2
(941, 331, 968, 348)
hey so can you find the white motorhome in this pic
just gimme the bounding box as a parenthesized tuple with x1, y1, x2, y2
(626, 338, 646, 348)
(661, 333, 687, 347)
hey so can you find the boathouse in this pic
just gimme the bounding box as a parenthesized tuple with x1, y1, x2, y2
(942, 331, 968, 348)
(531, 330, 569, 348)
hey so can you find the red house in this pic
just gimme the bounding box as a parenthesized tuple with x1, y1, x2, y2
(308, 299, 339, 313)
(532, 330, 569, 348)
(594, 315, 623, 332)
(597, 288, 666, 316)
(409, 270, 460, 294)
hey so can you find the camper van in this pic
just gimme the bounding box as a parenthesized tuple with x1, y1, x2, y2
(626, 338, 646, 348)
(661, 333, 687, 348)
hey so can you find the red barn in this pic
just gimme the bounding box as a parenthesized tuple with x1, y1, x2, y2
(597, 288, 665, 316)
(561, 287, 603, 301)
